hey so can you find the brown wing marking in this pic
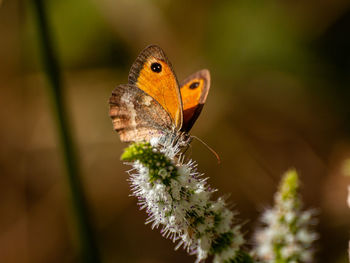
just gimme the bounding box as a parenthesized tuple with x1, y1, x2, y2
(109, 84, 173, 142)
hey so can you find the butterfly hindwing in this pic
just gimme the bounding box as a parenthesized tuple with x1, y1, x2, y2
(180, 69, 210, 132)
(109, 84, 173, 142)
(128, 45, 183, 129)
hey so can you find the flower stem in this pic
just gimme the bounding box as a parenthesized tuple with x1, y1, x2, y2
(31, 0, 101, 262)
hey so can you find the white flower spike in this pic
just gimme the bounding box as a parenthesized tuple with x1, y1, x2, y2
(121, 135, 251, 262)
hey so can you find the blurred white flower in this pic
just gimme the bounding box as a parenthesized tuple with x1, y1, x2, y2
(253, 169, 317, 263)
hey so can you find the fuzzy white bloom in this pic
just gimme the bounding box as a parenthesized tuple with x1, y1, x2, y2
(122, 135, 245, 262)
(253, 170, 317, 263)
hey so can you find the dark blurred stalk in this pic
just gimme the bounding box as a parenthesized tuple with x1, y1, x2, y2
(31, 0, 101, 262)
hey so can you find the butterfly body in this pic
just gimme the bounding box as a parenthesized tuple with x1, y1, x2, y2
(109, 45, 210, 144)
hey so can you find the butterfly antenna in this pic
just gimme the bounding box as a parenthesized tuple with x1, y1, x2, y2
(191, 135, 221, 164)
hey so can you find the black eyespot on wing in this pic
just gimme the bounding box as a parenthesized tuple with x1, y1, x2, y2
(151, 62, 162, 73)
(189, 82, 200, 89)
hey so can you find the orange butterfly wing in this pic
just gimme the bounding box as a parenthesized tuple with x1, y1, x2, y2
(128, 45, 183, 129)
(180, 69, 210, 132)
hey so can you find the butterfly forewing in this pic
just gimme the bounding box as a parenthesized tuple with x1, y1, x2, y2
(128, 45, 183, 129)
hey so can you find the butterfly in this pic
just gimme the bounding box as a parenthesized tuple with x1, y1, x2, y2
(109, 45, 210, 144)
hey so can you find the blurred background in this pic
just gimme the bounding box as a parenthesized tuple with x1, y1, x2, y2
(1, 0, 350, 262)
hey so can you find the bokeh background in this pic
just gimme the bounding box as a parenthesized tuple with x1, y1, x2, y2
(1, 0, 350, 262)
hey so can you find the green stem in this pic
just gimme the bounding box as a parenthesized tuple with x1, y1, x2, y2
(31, 1, 101, 262)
